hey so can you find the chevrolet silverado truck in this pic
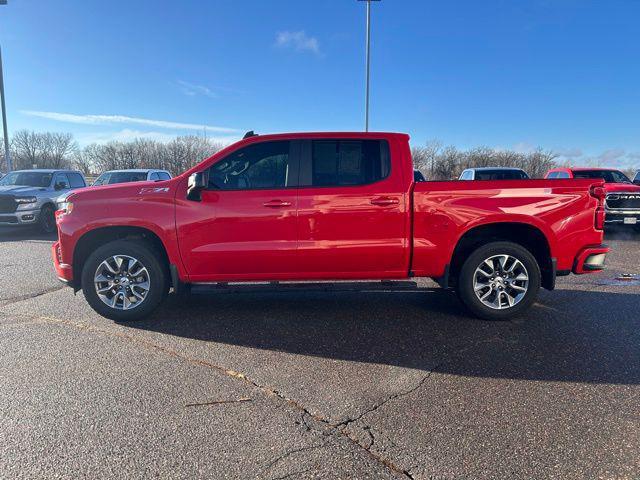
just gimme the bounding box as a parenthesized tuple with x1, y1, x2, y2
(0, 169, 87, 232)
(545, 167, 640, 228)
(53, 132, 609, 322)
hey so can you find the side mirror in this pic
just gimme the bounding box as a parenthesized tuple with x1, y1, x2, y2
(54, 182, 66, 191)
(187, 171, 209, 201)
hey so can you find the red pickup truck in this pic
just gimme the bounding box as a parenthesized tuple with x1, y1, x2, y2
(53, 132, 609, 322)
(545, 167, 640, 228)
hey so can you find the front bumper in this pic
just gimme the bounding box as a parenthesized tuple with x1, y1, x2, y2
(52, 241, 74, 286)
(604, 210, 640, 226)
(0, 208, 40, 226)
(573, 245, 609, 274)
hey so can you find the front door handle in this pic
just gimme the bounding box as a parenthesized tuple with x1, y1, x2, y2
(370, 197, 399, 206)
(263, 199, 292, 208)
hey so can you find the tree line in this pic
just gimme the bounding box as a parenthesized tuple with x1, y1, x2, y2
(0, 131, 224, 176)
(0, 129, 634, 180)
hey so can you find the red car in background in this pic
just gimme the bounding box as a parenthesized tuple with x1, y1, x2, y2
(545, 167, 640, 228)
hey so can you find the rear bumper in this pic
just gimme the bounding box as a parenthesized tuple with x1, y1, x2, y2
(52, 241, 74, 286)
(573, 245, 609, 274)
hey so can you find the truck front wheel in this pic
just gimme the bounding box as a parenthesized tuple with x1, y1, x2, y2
(81, 240, 168, 322)
(457, 241, 541, 321)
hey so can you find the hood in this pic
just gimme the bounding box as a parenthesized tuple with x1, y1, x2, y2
(603, 183, 640, 193)
(0, 185, 48, 196)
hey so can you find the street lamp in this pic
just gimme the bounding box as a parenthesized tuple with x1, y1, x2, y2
(357, 0, 380, 132)
(0, 0, 11, 172)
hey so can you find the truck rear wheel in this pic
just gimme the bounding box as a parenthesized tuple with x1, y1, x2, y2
(457, 241, 541, 321)
(81, 240, 168, 322)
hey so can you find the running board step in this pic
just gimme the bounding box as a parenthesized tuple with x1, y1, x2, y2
(190, 280, 421, 294)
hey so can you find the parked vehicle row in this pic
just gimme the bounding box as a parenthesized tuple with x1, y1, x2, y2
(0, 169, 172, 232)
(52, 131, 609, 322)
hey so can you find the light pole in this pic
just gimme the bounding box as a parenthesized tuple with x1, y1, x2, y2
(357, 0, 380, 132)
(0, 0, 11, 172)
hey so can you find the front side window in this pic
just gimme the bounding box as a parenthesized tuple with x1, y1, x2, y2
(68, 173, 86, 188)
(158, 172, 171, 180)
(208, 141, 290, 190)
(311, 139, 390, 187)
(54, 174, 70, 189)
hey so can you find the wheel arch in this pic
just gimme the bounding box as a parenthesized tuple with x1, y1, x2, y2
(72, 226, 171, 290)
(448, 222, 555, 290)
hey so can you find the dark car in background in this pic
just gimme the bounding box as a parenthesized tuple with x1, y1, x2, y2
(0, 169, 87, 232)
(458, 167, 529, 180)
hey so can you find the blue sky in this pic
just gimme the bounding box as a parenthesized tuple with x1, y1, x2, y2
(1, 0, 639, 168)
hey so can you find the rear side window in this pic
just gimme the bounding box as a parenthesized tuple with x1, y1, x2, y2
(208, 141, 291, 190)
(68, 173, 86, 188)
(557, 171, 570, 179)
(310, 139, 390, 187)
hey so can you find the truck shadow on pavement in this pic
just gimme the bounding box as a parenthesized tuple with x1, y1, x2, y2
(128, 287, 640, 385)
(0, 226, 57, 243)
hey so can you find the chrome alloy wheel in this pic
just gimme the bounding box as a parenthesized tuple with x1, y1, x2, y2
(94, 255, 150, 310)
(473, 254, 529, 310)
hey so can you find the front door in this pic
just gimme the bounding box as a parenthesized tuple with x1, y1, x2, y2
(176, 140, 299, 281)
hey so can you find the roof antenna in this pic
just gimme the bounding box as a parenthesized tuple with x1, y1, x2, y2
(243, 130, 258, 139)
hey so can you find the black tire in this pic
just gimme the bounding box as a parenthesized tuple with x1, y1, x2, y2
(457, 241, 541, 321)
(81, 240, 168, 322)
(39, 204, 56, 233)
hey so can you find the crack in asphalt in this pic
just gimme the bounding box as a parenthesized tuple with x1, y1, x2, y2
(0, 285, 65, 308)
(261, 441, 332, 475)
(3, 312, 439, 479)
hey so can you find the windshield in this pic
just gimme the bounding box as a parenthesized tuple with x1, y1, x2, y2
(572, 169, 631, 183)
(474, 169, 529, 180)
(0, 171, 53, 187)
(93, 171, 148, 186)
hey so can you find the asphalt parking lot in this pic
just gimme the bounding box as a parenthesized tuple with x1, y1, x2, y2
(1, 226, 639, 479)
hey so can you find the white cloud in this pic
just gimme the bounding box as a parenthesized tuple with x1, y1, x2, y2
(75, 129, 239, 146)
(177, 80, 218, 99)
(76, 129, 178, 145)
(275, 30, 320, 55)
(20, 110, 238, 133)
(555, 147, 583, 158)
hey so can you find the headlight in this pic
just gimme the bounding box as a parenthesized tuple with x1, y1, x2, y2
(15, 196, 38, 209)
(57, 201, 74, 216)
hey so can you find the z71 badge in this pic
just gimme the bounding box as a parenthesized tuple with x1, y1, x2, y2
(139, 187, 170, 194)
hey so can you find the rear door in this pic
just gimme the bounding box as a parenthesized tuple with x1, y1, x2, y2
(176, 140, 300, 281)
(295, 137, 409, 278)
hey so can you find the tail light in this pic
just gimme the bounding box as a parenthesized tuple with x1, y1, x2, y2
(589, 184, 606, 230)
(595, 206, 605, 230)
(589, 185, 606, 201)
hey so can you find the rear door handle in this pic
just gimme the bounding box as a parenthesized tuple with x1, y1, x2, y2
(263, 199, 292, 208)
(370, 197, 399, 206)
